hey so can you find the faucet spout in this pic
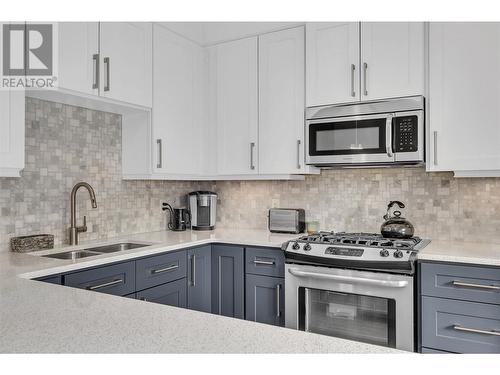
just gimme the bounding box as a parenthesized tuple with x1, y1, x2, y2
(69, 182, 98, 245)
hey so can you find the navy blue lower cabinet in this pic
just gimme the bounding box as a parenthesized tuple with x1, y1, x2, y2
(187, 245, 212, 313)
(64, 261, 135, 296)
(211, 245, 245, 319)
(35, 275, 62, 285)
(421, 296, 500, 353)
(136, 250, 187, 291)
(421, 347, 453, 354)
(136, 278, 187, 308)
(245, 274, 284, 326)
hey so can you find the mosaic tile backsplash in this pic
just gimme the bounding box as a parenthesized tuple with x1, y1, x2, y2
(1, 97, 500, 251)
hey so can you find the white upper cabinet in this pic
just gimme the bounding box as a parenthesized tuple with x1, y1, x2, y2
(152, 24, 203, 176)
(57, 22, 99, 96)
(211, 37, 258, 175)
(0, 90, 25, 177)
(99, 22, 152, 107)
(361, 22, 425, 101)
(428, 23, 500, 174)
(306, 22, 360, 107)
(259, 26, 306, 174)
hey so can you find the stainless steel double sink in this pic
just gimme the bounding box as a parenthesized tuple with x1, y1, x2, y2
(42, 242, 149, 260)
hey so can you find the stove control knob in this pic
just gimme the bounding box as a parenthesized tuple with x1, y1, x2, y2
(291, 242, 300, 250)
(303, 243, 312, 252)
(393, 250, 404, 258)
(379, 249, 389, 257)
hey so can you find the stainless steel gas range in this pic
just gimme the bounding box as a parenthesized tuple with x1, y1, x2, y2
(283, 232, 430, 352)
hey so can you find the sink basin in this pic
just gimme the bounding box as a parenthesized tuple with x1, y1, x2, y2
(83, 242, 148, 253)
(43, 250, 101, 260)
(42, 242, 150, 260)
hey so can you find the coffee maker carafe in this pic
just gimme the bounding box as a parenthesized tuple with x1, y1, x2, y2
(162, 203, 191, 231)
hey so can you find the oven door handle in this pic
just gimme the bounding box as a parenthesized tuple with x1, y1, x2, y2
(288, 268, 408, 288)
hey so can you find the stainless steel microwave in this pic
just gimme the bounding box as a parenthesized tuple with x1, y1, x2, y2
(305, 96, 424, 167)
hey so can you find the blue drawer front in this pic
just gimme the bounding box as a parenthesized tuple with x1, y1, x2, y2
(136, 250, 187, 291)
(64, 261, 135, 296)
(421, 262, 500, 305)
(245, 247, 284, 278)
(136, 278, 187, 308)
(422, 296, 500, 353)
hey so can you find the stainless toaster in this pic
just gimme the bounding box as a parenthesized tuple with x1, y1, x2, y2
(268, 208, 305, 234)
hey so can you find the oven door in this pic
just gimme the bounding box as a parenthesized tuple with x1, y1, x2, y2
(285, 263, 414, 351)
(306, 113, 395, 165)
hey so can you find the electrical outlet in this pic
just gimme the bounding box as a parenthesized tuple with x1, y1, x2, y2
(271, 198, 280, 208)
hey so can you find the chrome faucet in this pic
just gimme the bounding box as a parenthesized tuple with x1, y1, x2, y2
(69, 182, 97, 245)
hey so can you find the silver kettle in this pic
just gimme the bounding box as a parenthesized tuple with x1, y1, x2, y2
(380, 201, 414, 239)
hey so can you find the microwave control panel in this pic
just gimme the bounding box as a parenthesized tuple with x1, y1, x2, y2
(393, 115, 418, 152)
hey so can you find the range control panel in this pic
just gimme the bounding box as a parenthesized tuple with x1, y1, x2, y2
(325, 247, 364, 257)
(393, 115, 418, 153)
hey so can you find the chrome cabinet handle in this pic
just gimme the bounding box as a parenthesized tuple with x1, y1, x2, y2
(386, 114, 394, 157)
(191, 255, 196, 287)
(452, 280, 500, 290)
(253, 259, 275, 266)
(452, 325, 500, 337)
(92, 54, 99, 90)
(288, 268, 408, 288)
(104, 57, 110, 92)
(156, 139, 162, 169)
(297, 139, 302, 169)
(363, 62, 368, 96)
(88, 278, 123, 290)
(433, 131, 438, 166)
(151, 264, 178, 274)
(276, 284, 281, 318)
(250, 142, 256, 170)
(350, 64, 356, 97)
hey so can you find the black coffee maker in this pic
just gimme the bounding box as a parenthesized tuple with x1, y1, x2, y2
(162, 203, 191, 231)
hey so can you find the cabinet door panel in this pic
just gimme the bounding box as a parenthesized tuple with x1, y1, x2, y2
(211, 245, 244, 318)
(428, 23, 500, 172)
(212, 37, 258, 175)
(245, 274, 284, 326)
(306, 22, 360, 106)
(187, 246, 212, 313)
(57, 22, 99, 95)
(259, 26, 305, 174)
(152, 25, 203, 175)
(0, 89, 24, 176)
(136, 278, 187, 308)
(361, 22, 425, 100)
(99, 22, 152, 107)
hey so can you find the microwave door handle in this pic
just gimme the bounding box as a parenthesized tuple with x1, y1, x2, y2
(386, 114, 394, 158)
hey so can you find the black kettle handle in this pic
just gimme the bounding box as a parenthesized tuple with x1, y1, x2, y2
(162, 203, 174, 230)
(387, 200, 405, 210)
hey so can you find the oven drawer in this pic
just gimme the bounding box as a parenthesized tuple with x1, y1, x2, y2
(422, 296, 500, 353)
(420, 262, 500, 305)
(136, 250, 187, 291)
(245, 247, 284, 278)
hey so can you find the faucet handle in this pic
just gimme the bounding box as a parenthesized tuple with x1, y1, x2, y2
(77, 216, 88, 233)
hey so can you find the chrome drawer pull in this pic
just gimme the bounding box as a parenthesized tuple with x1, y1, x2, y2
(253, 259, 275, 266)
(452, 281, 500, 290)
(452, 325, 500, 337)
(151, 264, 178, 274)
(276, 284, 281, 318)
(88, 278, 123, 290)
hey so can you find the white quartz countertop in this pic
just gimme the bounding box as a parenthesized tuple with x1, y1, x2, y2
(417, 239, 500, 267)
(0, 228, 402, 353)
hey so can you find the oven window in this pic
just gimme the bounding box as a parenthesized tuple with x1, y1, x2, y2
(299, 287, 396, 348)
(309, 118, 387, 155)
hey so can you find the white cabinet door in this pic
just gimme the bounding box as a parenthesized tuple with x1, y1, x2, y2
(428, 23, 500, 172)
(99, 22, 152, 107)
(259, 26, 305, 174)
(57, 22, 99, 95)
(306, 22, 360, 107)
(361, 22, 425, 101)
(212, 37, 258, 175)
(152, 25, 203, 175)
(0, 90, 25, 177)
